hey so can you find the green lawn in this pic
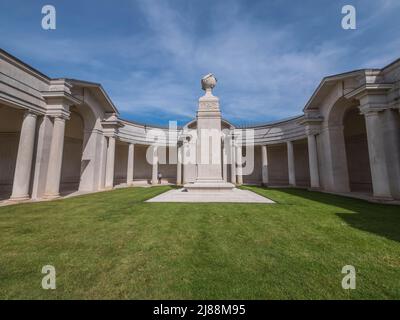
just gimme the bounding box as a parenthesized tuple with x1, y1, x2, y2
(0, 186, 399, 299)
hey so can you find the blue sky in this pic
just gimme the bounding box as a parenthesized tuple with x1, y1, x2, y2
(1, 0, 399, 126)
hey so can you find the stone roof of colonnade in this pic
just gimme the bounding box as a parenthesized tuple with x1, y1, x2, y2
(0, 48, 51, 82)
(235, 114, 304, 129)
(302, 57, 400, 113)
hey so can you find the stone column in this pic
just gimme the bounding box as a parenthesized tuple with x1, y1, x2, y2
(307, 134, 320, 189)
(230, 140, 236, 184)
(44, 117, 66, 198)
(364, 111, 392, 198)
(31, 115, 53, 199)
(182, 139, 190, 184)
(105, 136, 116, 189)
(326, 125, 350, 192)
(222, 142, 228, 182)
(261, 145, 269, 185)
(151, 146, 158, 185)
(176, 144, 182, 185)
(127, 143, 135, 185)
(236, 145, 243, 185)
(10, 111, 38, 200)
(98, 135, 108, 190)
(382, 109, 400, 199)
(287, 141, 296, 186)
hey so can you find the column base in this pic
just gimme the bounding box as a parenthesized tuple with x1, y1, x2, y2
(184, 181, 235, 192)
(9, 194, 30, 201)
(43, 193, 61, 200)
(372, 194, 394, 201)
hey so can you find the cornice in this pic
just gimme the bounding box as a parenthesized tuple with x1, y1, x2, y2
(344, 83, 394, 99)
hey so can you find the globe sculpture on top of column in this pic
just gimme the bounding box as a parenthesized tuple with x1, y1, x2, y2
(184, 73, 235, 192)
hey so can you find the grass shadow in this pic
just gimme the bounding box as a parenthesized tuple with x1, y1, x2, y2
(259, 187, 400, 243)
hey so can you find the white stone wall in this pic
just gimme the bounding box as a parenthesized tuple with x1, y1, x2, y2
(268, 144, 289, 186)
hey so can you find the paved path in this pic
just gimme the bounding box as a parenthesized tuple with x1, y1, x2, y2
(146, 188, 275, 203)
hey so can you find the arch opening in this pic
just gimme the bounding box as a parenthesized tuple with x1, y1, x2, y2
(60, 110, 84, 195)
(343, 108, 372, 193)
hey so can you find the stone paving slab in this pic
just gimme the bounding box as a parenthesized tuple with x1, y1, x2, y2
(146, 188, 275, 203)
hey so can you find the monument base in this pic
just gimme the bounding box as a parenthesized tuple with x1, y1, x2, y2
(184, 180, 235, 192)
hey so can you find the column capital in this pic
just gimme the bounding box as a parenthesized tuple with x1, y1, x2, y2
(45, 104, 71, 120)
(345, 84, 392, 115)
(101, 113, 123, 137)
(361, 109, 380, 117)
(42, 80, 79, 120)
(299, 113, 323, 136)
(305, 125, 321, 136)
(358, 104, 386, 116)
(23, 109, 40, 118)
(53, 115, 68, 122)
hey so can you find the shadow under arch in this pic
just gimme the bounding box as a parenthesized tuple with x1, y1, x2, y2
(76, 102, 104, 193)
(60, 102, 101, 196)
(323, 97, 361, 193)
